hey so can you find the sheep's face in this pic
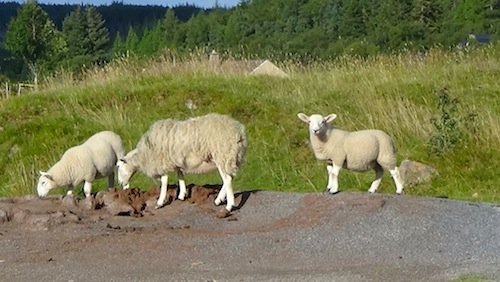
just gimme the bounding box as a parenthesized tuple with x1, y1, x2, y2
(37, 171, 56, 197)
(116, 159, 136, 188)
(297, 113, 337, 136)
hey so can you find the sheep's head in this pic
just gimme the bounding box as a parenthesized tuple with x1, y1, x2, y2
(297, 113, 337, 136)
(37, 171, 56, 197)
(116, 149, 138, 189)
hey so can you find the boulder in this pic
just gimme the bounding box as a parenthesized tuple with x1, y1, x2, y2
(399, 159, 439, 188)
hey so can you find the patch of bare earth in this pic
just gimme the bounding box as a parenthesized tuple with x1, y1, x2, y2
(1, 187, 499, 281)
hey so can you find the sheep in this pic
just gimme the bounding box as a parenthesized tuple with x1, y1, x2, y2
(297, 113, 404, 194)
(116, 113, 247, 212)
(37, 131, 125, 198)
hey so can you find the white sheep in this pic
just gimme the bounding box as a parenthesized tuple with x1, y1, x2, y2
(297, 113, 404, 194)
(37, 131, 125, 198)
(116, 113, 247, 212)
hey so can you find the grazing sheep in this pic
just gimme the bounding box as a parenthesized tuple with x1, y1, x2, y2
(37, 131, 125, 198)
(116, 113, 247, 212)
(297, 113, 404, 194)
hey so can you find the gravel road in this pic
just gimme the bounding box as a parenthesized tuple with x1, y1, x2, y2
(1, 188, 499, 281)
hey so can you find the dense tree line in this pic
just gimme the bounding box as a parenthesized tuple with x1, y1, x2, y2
(0, 0, 498, 82)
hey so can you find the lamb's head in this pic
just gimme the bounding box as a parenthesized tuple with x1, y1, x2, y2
(37, 171, 56, 197)
(116, 149, 138, 189)
(297, 113, 337, 136)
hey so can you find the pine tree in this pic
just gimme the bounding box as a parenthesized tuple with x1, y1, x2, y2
(86, 6, 110, 63)
(162, 9, 179, 48)
(125, 26, 139, 55)
(112, 31, 126, 57)
(62, 7, 89, 58)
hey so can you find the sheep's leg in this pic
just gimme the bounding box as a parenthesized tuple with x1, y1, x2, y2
(368, 164, 384, 193)
(215, 168, 235, 211)
(390, 167, 404, 194)
(221, 173, 235, 212)
(156, 175, 169, 209)
(327, 162, 341, 194)
(83, 181, 92, 198)
(176, 170, 187, 200)
(214, 185, 226, 206)
(107, 172, 115, 189)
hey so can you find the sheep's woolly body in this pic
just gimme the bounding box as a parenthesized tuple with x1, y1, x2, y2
(128, 114, 246, 177)
(120, 113, 247, 212)
(311, 127, 397, 172)
(39, 131, 124, 196)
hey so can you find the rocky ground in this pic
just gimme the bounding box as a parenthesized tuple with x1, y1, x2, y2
(1, 185, 499, 281)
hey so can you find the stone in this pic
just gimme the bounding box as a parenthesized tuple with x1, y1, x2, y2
(399, 159, 439, 188)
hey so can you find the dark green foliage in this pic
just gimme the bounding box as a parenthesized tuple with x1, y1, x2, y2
(4, 1, 59, 85)
(1, 0, 499, 80)
(428, 88, 478, 155)
(61, 6, 110, 71)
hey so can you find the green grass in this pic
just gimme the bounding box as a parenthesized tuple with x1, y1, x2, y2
(0, 45, 499, 202)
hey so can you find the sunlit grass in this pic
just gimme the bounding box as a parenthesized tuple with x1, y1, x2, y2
(1, 45, 499, 203)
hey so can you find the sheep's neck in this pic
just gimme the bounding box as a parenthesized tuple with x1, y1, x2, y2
(310, 126, 333, 160)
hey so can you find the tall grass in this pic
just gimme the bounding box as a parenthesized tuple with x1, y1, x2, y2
(1, 45, 499, 202)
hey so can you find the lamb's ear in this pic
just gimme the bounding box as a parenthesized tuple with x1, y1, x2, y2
(297, 113, 310, 123)
(324, 114, 337, 123)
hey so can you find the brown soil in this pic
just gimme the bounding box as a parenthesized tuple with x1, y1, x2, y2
(1, 186, 499, 281)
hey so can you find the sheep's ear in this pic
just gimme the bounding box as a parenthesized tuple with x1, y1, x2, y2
(324, 114, 337, 123)
(40, 171, 53, 181)
(297, 113, 310, 123)
(116, 159, 126, 167)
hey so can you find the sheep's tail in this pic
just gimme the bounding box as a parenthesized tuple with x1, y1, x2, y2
(235, 131, 248, 170)
(220, 125, 248, 177)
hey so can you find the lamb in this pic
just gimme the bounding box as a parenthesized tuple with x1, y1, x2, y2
(297, 113, 404, 194)
(116, 113, 247, 212)
(37, 131, 125, 198)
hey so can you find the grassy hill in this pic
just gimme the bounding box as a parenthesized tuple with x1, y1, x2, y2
(1, 46, 499, 203)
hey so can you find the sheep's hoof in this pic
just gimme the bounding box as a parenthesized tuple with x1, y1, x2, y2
(178, 195, 186, 201)
(155, 203, 164, 209)
(327, 189, 339, 195)
(214, 198, 222, 206)
(216, 208, 231, 218)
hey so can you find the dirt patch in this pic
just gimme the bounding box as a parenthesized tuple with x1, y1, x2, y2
(1, 190, 500, 281)
(0, 184, 223, 230)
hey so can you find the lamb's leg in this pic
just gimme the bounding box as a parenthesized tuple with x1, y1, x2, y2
(390, 167, 404, 194)
(156, 175, 169, 209)
(176, 170, 187, 200)
(327, 161, 341, 194)
(368, 164, 384, 193)
(83, 181, 92, 198)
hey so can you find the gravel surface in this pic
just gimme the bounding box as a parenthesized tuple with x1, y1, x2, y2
(1, 187, 499, 281)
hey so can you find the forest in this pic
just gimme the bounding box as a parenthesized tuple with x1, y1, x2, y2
(0, 0, 499, 83)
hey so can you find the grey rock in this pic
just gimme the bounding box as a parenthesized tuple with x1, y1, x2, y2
(399, 159, 439, 187)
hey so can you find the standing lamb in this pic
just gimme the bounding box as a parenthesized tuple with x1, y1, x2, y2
(297, 113, 404, 194)
(116, 113, 247, 212)
(37, 131, 125, 198)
